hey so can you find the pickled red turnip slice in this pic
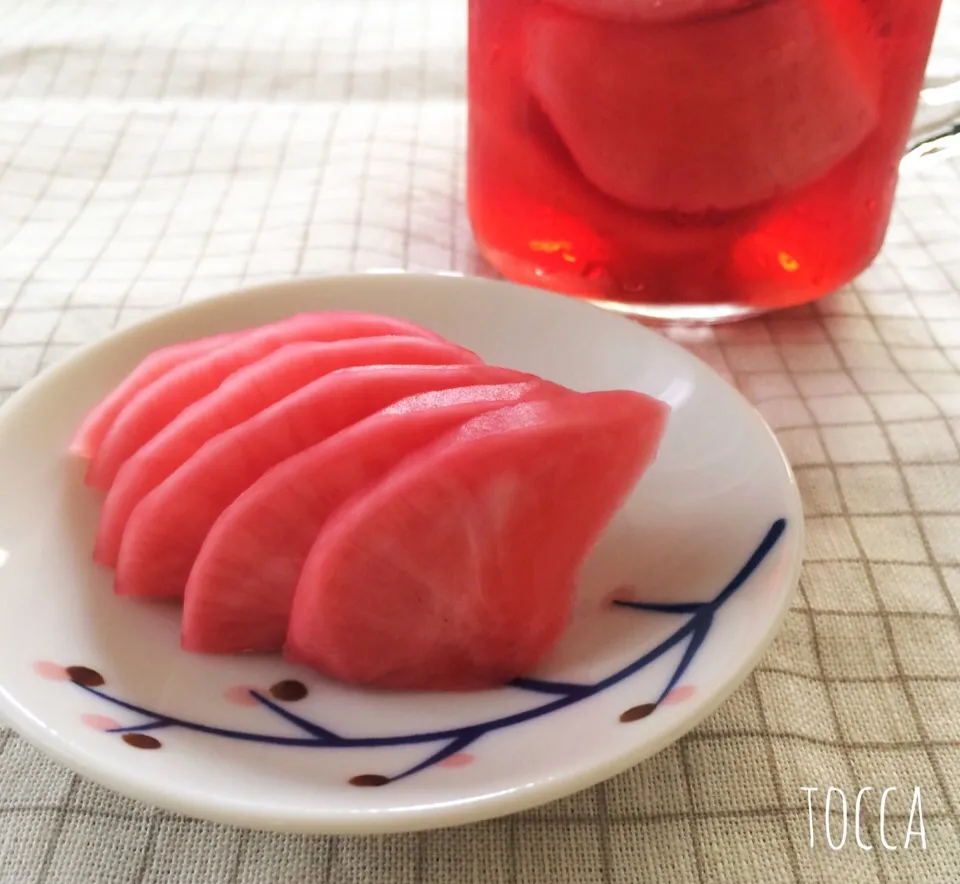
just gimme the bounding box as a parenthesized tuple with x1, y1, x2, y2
(285, 389, 670, 692)
(182, 380, 562, 655)
(95, 336, 480, 567)
(70, 329, 243, 459)
(115, 363, 528, 599)
(547, 0, 759, 24)
(86, 312, 448, 489)
(525, 0, 880, 213)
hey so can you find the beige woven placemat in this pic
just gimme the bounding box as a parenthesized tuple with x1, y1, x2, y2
(1, 1, 959, 881)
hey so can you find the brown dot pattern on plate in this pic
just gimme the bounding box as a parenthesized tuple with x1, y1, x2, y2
(349, 774, 390, 787)
(66, 666, 104, 687)
(269, 680, 308, 702)
(122, 733, 161, 750)
(619, 703, 657, 723)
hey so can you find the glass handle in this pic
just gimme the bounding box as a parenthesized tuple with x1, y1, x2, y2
(912, 76, 960, 141)
(913, 2, 960, 145)
(902, 75, 960, 167)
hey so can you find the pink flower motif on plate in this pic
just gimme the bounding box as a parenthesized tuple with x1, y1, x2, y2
(224, 685, 262, 707)
(81, 713, 121, 731)
(662, 685, 696, 705)
(438, 753, 475, 769)
(33, 661, 69, 681)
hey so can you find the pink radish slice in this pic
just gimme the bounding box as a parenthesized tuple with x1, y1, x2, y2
(182, 380, 564, 654)
(86, 312, 448, 490)
(69, 330, 242, 458)
(285, 389, 670, 691)
(546, 0, 760, 24)
(525, 0, 879, 213)
(94, 336, 479, 567)
(115, 363, 528, 599)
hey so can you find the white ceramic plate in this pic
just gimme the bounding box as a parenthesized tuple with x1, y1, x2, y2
(0, 272, 803, 835)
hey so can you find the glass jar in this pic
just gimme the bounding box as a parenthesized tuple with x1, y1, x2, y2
(466, 0, 944, 322)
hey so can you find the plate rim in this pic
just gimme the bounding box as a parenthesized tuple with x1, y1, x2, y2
(0, 271, 805, 834)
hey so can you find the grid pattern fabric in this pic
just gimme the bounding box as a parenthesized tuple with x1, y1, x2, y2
(1, 1, 960, 881)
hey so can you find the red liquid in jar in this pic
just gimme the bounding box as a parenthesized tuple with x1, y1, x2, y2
(467, 0, 943, 319)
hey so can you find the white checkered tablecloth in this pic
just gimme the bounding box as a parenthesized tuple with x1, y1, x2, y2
(1, 1, 960, 882)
